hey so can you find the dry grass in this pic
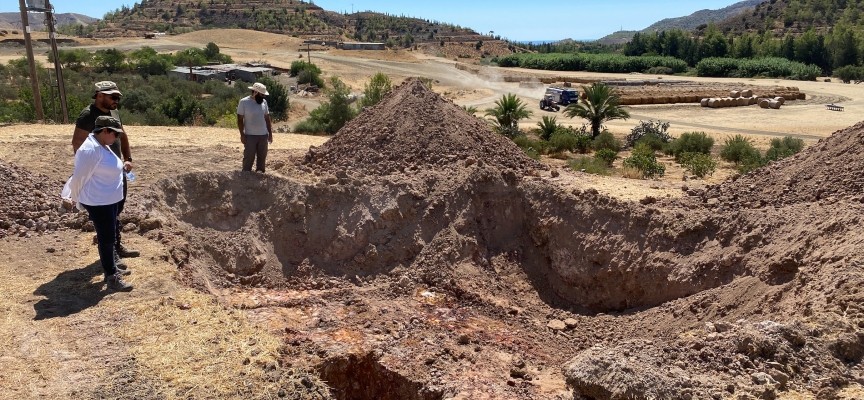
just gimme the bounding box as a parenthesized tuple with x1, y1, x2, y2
(0, 232, 329, 400)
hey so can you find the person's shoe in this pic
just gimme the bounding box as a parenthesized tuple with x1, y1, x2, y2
(114, 251, 128, 270)
(116, 244, 140, 258)
(105, 273, 133, 291)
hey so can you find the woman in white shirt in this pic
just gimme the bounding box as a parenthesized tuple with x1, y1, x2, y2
(63, 116, 133, 291)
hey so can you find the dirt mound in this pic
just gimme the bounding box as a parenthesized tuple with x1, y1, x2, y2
(700, 121, 864, 207)
(0, 158, 79, 239)
(302, 78, 544, 176)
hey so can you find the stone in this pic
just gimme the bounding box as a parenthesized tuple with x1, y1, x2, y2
(547, 319, 567, 331)
(564, 318, 578, 329)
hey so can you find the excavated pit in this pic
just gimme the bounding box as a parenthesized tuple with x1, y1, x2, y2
(128, 80, 864, 399)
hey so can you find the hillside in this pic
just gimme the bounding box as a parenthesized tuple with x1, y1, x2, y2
(0, 12, 97, 30)
(707, 0, 856, 36)
(597, 0, 763, 44)
(91, 0, 488, 47)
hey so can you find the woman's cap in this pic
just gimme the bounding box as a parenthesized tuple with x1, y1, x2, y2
(93, 81, 122, 99)
(92, 116, 124, 133)
(248, 82, 269, 96)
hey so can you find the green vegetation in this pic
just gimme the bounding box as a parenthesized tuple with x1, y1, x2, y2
(696, 57, 820, 80)
(592, 131, 622, 153)
(594, 149, 618, 166)
(257, 77, 289, 122)
(0, 56, 251, 125)
(568, 156, 611, 175)
(296, 76, 358, 135)
(360, 72, 393, 107)
(667, 131, 714, 161)
(290, 61, 325, 88)
(565, 83, 630, 138)
(484, 94, 532, 138)
(623, 142, 666, 179)
(497, 53, 688, 74)
(626, 120, 672, 147)
(536, 116, 562, 141)
(679, 152, 717, 178)
(719, 135, 759, 165)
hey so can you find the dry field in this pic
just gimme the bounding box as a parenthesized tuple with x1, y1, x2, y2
(2, 30, 864, 400)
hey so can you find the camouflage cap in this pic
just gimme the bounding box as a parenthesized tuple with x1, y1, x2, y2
(92, 81, 122, 99)
(92, 116, 123, 133)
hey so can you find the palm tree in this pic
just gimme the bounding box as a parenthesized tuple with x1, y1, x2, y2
(484, 94, 532, 137)
(564, 82, 630, 138)
(536, 116, 560, 141)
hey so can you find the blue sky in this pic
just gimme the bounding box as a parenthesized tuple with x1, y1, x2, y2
(3, 0, 741, 41)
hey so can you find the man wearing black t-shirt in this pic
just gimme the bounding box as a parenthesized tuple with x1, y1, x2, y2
(73, 81, 141, 265)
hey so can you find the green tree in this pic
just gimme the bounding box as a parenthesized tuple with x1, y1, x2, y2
(257, 76, 289, 122)
(564, 82, 629, 139)
(484, 94, 532, 137)
(536, 116, 561, 141)
(93, 48, 127, 73)
(203, 42, 221, 60)
(360, 72, 392, 107)
(303, 76, 358, 134)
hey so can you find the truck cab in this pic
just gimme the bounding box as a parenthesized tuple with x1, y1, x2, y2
(544, 87, 580, 105)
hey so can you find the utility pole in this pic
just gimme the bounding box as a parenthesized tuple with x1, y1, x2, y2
(306, 43, 311, 65)
(45, 0, 68, 123)
(18, 0, 44, 123)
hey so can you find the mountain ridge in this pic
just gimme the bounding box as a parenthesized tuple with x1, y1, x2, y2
(598, 0, 764, 44)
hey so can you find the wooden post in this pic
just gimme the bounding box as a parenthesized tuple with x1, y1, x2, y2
(18, 0, 44, 123)
(45, 0, 68, 123)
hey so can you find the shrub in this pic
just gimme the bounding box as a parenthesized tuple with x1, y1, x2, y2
(623, 142, 665, 179)
(512, 135, 546, 159)
(668, 131, 714, 161)
(626, 120, 671, 147)
(646, 66, 674, 75)
(592, 131, 622, 152)
(635, 132, 667, 152)
(293, 119, 328, 134)
(834, 65, 864, 83)
(568, 156, 610, 175)
(720, 134, 759, 164)
(548, 132, 581, 153)
(679, 152, 717, 178)
(594, 148, 618, 166)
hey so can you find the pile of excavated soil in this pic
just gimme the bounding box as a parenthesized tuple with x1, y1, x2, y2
(0, 159, 80, 239)
(699, 120, 864, 207)
(130, 80, 864, 399)
(302, 78, 544, 176)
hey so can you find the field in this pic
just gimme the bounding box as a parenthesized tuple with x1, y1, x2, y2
(2, 29, 864, 400)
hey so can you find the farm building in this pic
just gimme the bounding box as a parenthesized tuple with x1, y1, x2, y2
(341, 42, 386, 50)
(165, 64, 274, 83)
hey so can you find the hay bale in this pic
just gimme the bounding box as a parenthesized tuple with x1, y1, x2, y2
(797, 92, 806, 100)
(769, 100, 782, 109)
(759, 99, 770, 109)
(730, 90, 740, 98)
(741, 89, 753, 97)
(774, 97, 785, 105)
(708, 98, 720, 108)
(748, 96, 758, 105)
(701, 98, 710, 107)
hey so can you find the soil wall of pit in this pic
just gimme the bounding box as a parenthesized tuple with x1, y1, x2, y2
(133, 165, 818, 313)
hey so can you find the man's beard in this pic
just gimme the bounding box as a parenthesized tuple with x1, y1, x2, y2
(254, 95, 264, 104)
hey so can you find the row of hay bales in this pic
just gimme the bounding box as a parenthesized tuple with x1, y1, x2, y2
(700, 96, 787, 109)
(618, 87, 805, 106)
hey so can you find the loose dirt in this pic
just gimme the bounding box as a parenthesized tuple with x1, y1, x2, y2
(28, 81, 850, 399)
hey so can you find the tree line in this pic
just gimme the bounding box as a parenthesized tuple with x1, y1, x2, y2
(623, 23, 857, 74)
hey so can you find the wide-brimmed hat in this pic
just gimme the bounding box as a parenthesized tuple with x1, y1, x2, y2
(92, 116, 123, 133)
(92, 81, 122, 99)
(248, 82, 269, 96)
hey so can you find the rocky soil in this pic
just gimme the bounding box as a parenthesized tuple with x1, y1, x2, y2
(5, 80, 864, 399)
